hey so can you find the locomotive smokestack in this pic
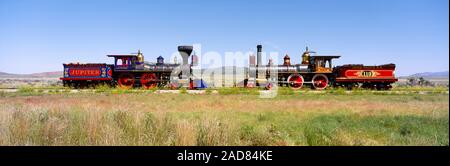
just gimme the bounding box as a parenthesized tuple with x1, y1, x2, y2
(257, 45, 262, 66)
(178, 45, 193, 65)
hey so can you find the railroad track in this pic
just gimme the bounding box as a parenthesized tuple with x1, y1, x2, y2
(0, 88, 448, 95)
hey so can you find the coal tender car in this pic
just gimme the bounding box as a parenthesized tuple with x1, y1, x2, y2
(245, 45, 398, 90)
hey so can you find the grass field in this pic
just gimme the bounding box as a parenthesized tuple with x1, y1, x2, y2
(0, 87, 448, 146)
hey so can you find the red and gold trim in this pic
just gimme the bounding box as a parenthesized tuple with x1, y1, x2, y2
(60, 77, 112, 81)
(344, 70, 394, 78)
(69, 68, 102, 77)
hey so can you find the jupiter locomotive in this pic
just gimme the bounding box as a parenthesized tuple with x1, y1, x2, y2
(60, 45, 398, 90)
(61, 46, 200, 89)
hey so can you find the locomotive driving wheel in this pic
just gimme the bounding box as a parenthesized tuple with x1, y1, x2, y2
(312, 74, 329, 90)
(169, 82, 180, 90)
(118, 73, 135, 89)
(140, 73, 158, 89)
(287, 74, 304, 90)
(245, 82, 255, 88)
(265, 82, 274, 90)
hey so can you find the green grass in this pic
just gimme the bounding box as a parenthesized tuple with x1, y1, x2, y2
(17, 86, 35, 93)
(304, 114, 448, 146)
(217, 87, 259, 95)
(16, 86, 45, 96)
(394, 86, 448, 92)
(2, 85, 447, 98)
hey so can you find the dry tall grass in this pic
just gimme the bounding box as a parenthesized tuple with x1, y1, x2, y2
(0, 92, 448, 146)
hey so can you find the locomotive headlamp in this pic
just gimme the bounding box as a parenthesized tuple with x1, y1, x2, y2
(136, 50, 144, 65)
(301, 47, 311, 64)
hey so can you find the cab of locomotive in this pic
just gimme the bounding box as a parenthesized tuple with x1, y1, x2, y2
(107, 50, 145, 70)
(310, 56, 339, 73)
(301, 47, 340, 73)
(107, 55, 137, 70)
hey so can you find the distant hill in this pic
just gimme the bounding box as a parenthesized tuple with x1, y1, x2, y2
(199, 66, 248, 74)
(402, 71, 449, 79)
(28, 71, 62, 78)
(0, 71, 62, 78)
(0, 72, 15, 77)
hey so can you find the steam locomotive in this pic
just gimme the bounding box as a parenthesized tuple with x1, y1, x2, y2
(60, 45, 398, 90)
(246, 45, 398, 90)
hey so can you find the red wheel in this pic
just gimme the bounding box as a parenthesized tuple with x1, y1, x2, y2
(118, 74, 135, 89)
(246, 82, 255, 88)
(265, 83, 274, 90)
(107, 69, 113, 77)
(287, 74, 304, 90)
(141, 73, 158, 89)
(169, 82, 180, 90)
(312, 74, 329, 90)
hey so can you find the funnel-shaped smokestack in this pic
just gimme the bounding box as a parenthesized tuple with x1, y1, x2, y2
(178, 45, 193, 65)
(257, 45, 262, 66)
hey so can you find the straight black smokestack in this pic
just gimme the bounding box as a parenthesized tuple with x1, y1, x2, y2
(257, 45, 262, 66)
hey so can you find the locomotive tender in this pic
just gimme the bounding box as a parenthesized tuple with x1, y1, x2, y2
(60, 45, 398, 90)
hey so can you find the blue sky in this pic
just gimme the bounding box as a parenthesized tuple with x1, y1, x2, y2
(0, 0, 448, 76)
